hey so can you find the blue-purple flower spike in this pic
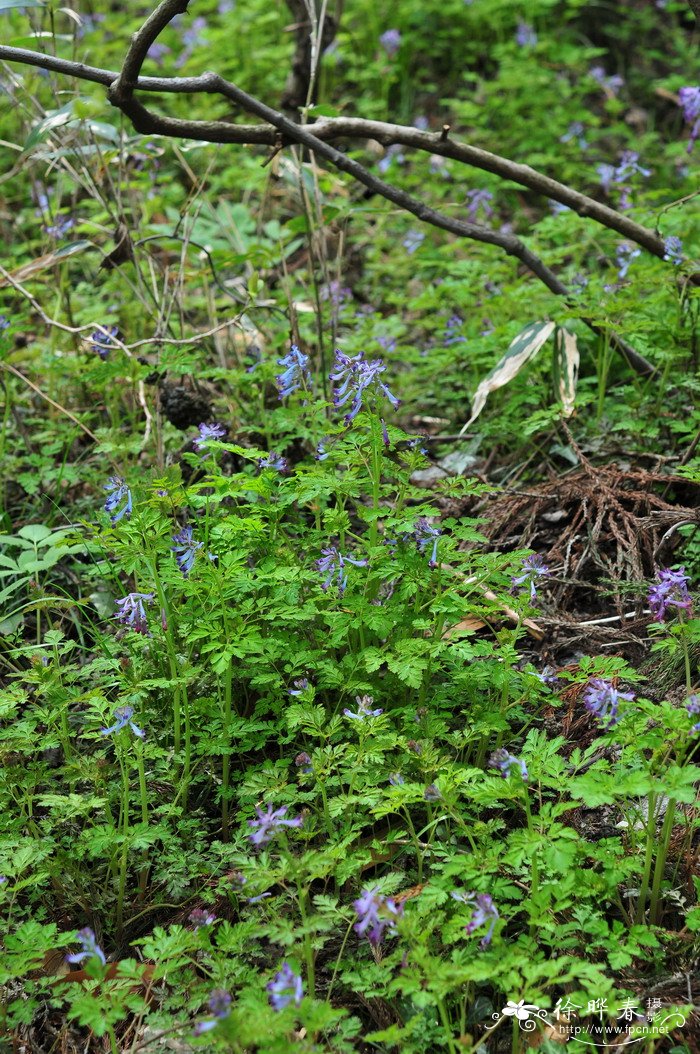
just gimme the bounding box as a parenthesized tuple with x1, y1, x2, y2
(193, 989, 232, 1035)
(583, 678, 634, 729)
(414, 517, 440, 568)
(453, 891, 499, 948)
(172, 526, 203, 577)
(66, 927, 106, 967)
(317, 546, 368, 593)
(511, 554, 549, 601)
(101, 705, 145, 739)
(687, 695, 700, 734)
(114, 592, 154, 635)
(648, 567, 693, 621)
(90, 325, 119, 359)
(248, 804, 303, 846)
(489, 748, 528, 781)
(343, 695, 383, 720)
(193, 422, 226, 451)
(104, 476, 132, 524)
(329, 349, 399, 423)
(267, 963, 304, 1011)
(353, 886, 404, 946)
(276, 344, 312, 398)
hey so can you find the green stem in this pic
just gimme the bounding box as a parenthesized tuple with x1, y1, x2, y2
(522, 789, 539, 937)
(222, 663, 233, 840)
(636, 791, 657, 925)
(437, 998, 458, 1054)
(115, 750, 130, 936)
(649, 798, 676, 925)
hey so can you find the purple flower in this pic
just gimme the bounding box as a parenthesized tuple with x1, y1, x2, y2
(663, 236, 684, 265)
(146, 41, 171, 64)
(189, 908, 216, 929)
(453, 891, 499, 948)
(378, 143, 405, 174)
(45, 214, 74, 239)
(193, 422, 226, 451)
(489, 748, 528, 781)
(194, 989, 232, 1035)
(344, 694, 383, 720)
(0, 315, 9, 331)
(515, 21, 537, 47)
(388, 772, 404, 785)
(353, 886, 404, 946)
(267, 963, 303, 1011)
(380, 29, 401, 55)
(583, 678, 634, 729)
(403, 229, 425, 254)
(295, 752, 312, 772)
(248, 804, 303, 846)
(218, 0, 235, 12)
(560, 122, 588, 149)
(66, 927, 106, 967)
(315, 438, 330, 461)
(590, 65, 624, 95)
(101, 705, 145, 739)
(288, 678, 310, 696)
(329, 348, 399, 423)
(465, 188, 494, 224)
(597, 163, 617, 194)
(414, 517, 441, 567)
(424, 783, 441, 801)
(444, 314, 467, 346)
(534, 665, 560, 687)
(614, 242, 641, 280)
(510, 554, 549, 601)
(679, 86, 700, 152)
(258, 452, 288, 472)
(114, 592, 154, 635)
(171, 526, 203, 577)
(687, 695, 700, 734)
(90, 325, 119, 359)
(174, 15, 207, 67)
(317, 546, 368, 592)
(103, 476, 132, 523)
(648, 567, 693, 621)
(276, 344, 312, 398)
(614, 150, 650, 182)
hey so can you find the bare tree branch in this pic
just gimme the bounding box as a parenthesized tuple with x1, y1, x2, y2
(0, 12, 663, 376)
(0, 46, 672, 259)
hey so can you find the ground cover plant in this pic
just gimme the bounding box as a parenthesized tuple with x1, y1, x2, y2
(0, 1, 699, 1052)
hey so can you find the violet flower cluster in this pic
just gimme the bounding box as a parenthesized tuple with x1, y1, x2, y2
(172, 525, 203, 577)
(267, 963, 304, 1011)
(687, 695, 700, 734)
(583, 677, 634, 729)
(194, 989, 232, 1035)
(258, 452, 288, 472)
(193, 422, 226, 452)
(90, 325, 118, 359)
(329, 349, 399, 423)
(248, 804, 303, 846)
(489, 748, 528, 781)
(276, 344, 312, 398)
(648, 567, 693, 622)
(465, 188, 494, 224)
(413, 517, 441, 567)
(453, 891, 499, 948)
(317, 546, 368, 593)
(353, 886, 404, 946)
(101, 705, 145, 739)
(663, 236, 683, 266)
(114, 592, 154, 635)
(104, 476, 132, 524)
(66, 927, 106, 967)
(344, 694, 383, 720)
(510, 554, 549, 601)
(679, 86, 700, 152)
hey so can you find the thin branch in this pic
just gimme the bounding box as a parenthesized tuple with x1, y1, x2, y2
(0, 45, 671, 259)
(0, 32, 660, 375)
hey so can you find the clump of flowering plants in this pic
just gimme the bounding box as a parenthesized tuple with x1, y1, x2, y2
(1, 334, 698, 1052)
